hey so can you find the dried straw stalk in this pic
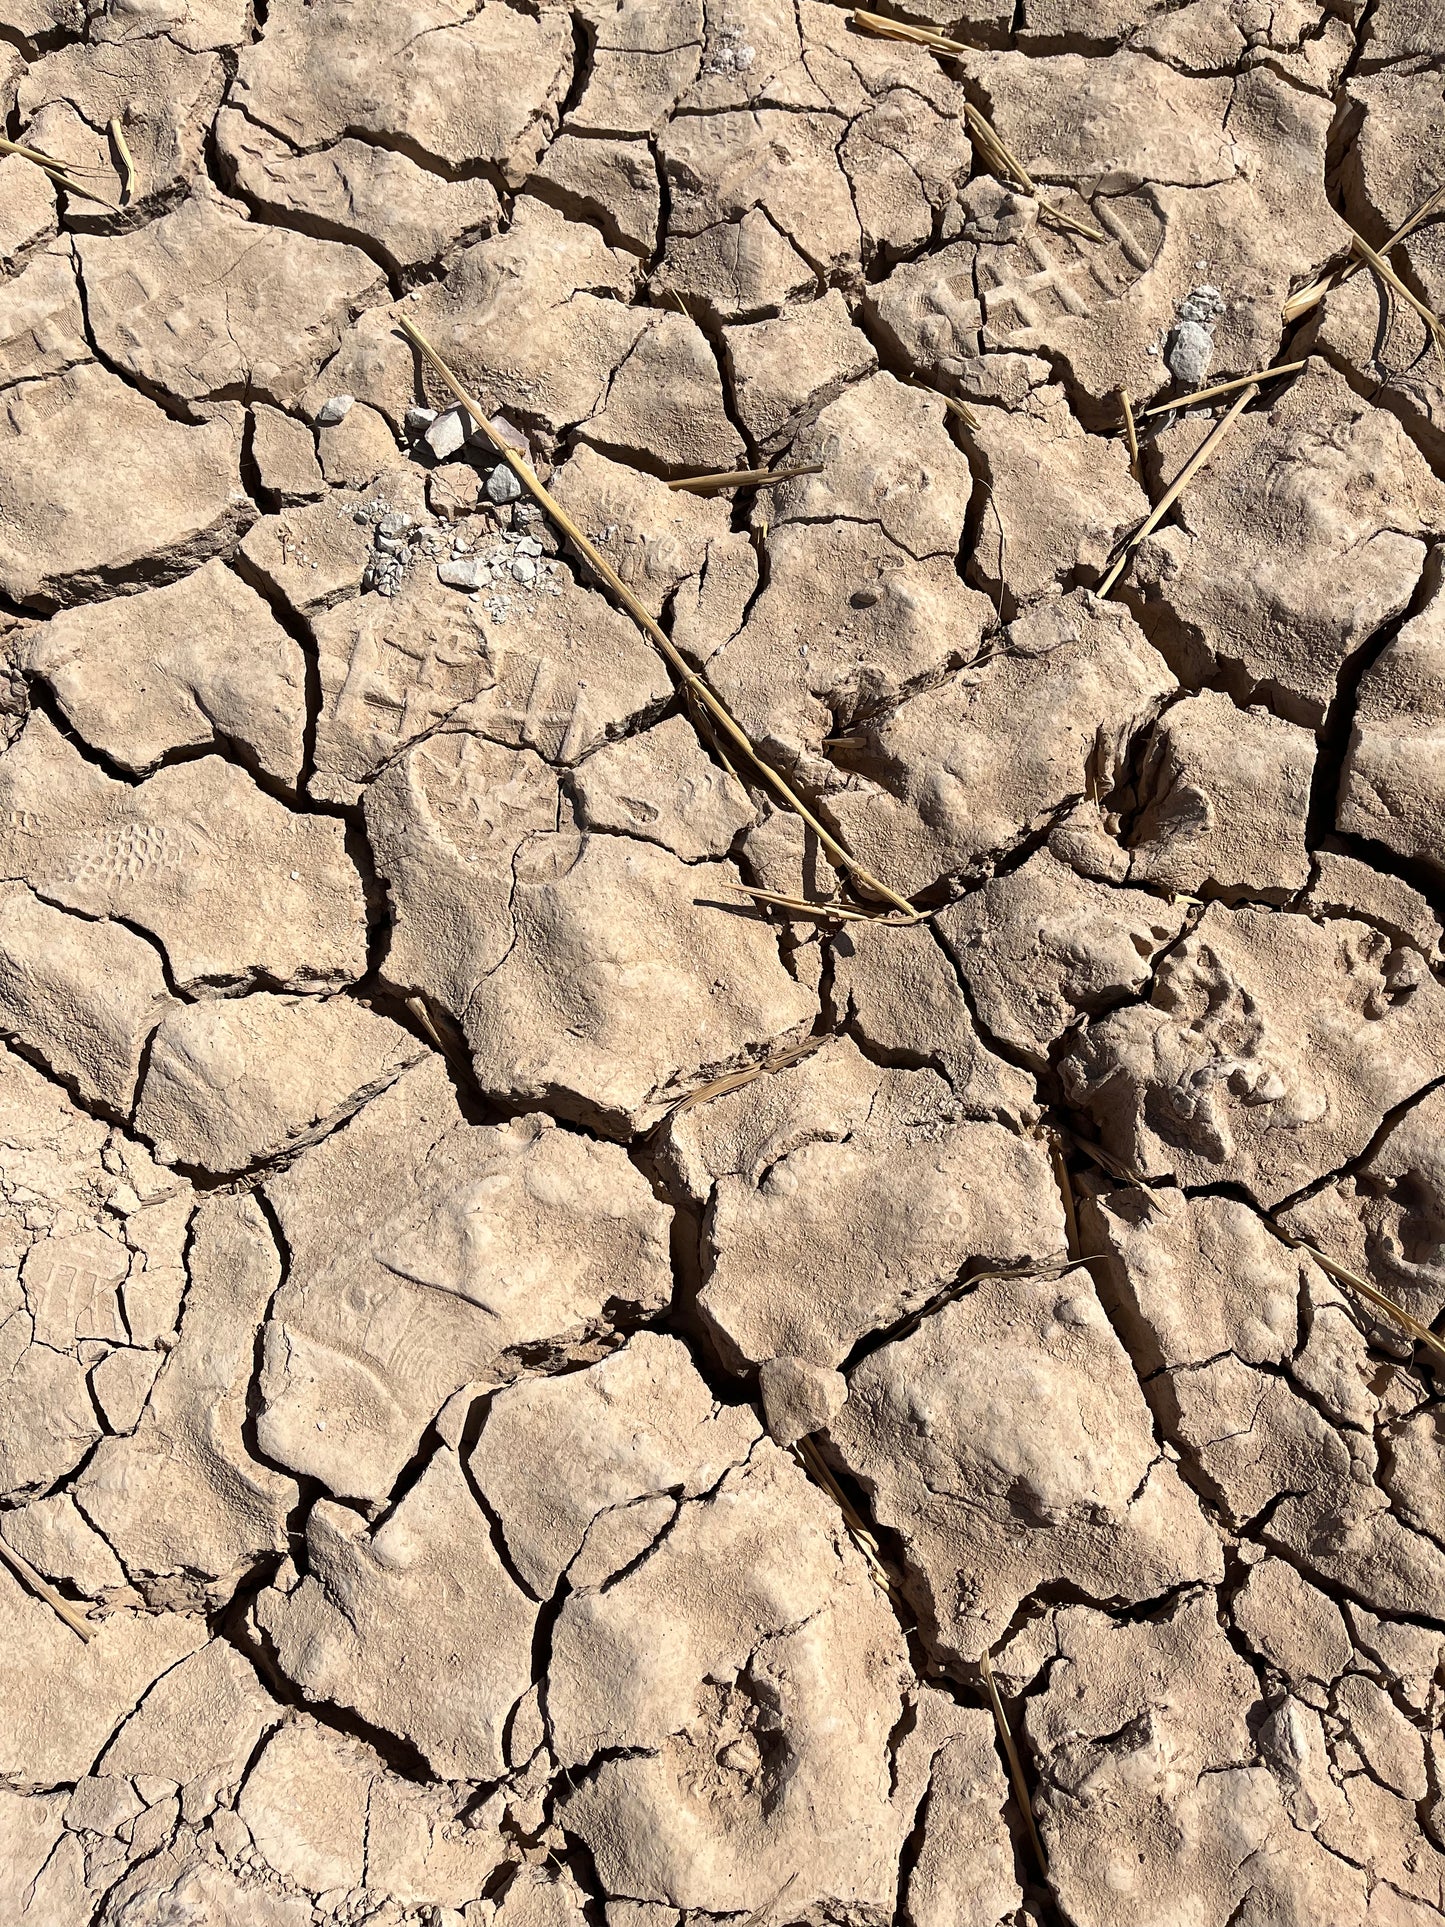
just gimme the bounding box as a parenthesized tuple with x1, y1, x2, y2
(108, 116, 137, 202)
(728, 883, 898, 923)
(1283, 184, 1445, 324)
(737, 1874, 799, 1927)
(1049, 1135, 1082, 1259)
(1269, 1229, 1445, 1367)
(668, 462, 822, 493)
(1345, 222, 1445, 350)
(907, 373, 980, 430)
(1119, 387, 1140, 477)
(794, 1434, 896, 1596)
(658, 1036, 821, 1123)
(847, 11, 1104, 242)
(0, 135, 122, 211)
(0, 1536, 93, 1641)
(1139, 359, 1305, 418)
(1096, 382, 1256, 596)
(980, 1650, 1049, 1880)
(398, 314, 922, 921)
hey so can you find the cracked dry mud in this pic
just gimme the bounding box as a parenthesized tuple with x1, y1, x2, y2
(5, 5, 1445, 1927)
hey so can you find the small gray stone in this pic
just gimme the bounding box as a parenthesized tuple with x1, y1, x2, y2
(1165, 286, 1225, 388)
(403, 405, 437, 440)
(510, 555, 537, 585)
(486, 464, 523, 505)
(425, 409, 467, 461)
(314, 395, 355, 427)
(438, 557, 489, 589)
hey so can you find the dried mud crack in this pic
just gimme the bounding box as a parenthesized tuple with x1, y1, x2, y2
(5, 3, 1445, 1926)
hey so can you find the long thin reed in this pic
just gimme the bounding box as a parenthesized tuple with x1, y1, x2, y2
(398, 314, 922, 920)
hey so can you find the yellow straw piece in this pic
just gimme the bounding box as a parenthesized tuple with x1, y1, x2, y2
(398, 313, 923, 921)
(668, 463, 821, 493)
(1097, 383, 1256, 597)
(108, 116, 137, 201)
(1140, 360, 1306, 418)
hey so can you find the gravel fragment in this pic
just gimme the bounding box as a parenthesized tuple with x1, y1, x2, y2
(313, 394, 354, 426)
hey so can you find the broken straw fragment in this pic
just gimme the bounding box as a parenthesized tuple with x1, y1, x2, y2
(981, 1650, 1049, 1880)
(1345, 220, 1445, 349)
(1096, 382, 1256, 596)
(847, 9, 1104, 242)
(1139, 359, 1305, 418)
(668, 462, 821, 493)
(108, 116, 137, 202)
(396, 313, 922, 922)
(1282, 182, 1445, 323)
(0, 135, 122, 211)
(0, 1535, 94, 1642)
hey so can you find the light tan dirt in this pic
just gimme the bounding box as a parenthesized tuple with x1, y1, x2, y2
(2, 5, 1444, 1925)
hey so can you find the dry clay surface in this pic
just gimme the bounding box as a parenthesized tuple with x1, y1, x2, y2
(5, 2, 1445, 1925)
